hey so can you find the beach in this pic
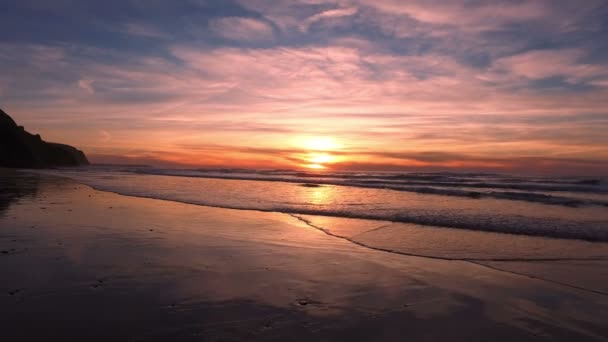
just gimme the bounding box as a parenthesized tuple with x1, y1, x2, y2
(1, 170, 608, 341)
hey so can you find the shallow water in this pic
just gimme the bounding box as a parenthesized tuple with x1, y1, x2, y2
(35, 166, 608, 241)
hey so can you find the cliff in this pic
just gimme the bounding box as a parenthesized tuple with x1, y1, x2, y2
(0, 109, 89, 168)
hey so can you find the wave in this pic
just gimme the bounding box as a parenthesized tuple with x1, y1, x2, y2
(273, 207, 608, 242)
(128, 168, 608, 207)
(39, 168, 608, 242)
(354, 179, 607, 193)
(71, 185, 608, 242)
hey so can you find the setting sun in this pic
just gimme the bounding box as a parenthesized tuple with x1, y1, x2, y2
(294, 137, 342, 170)
(306, 163, 326, 169)
(303, 153, 334, 170)
(308, 152, 334, 164)
(301, 137, 341, 151)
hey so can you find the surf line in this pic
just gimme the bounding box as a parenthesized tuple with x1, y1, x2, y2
(287, 213, 608, 297)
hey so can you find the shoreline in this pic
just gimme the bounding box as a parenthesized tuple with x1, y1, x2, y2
(4, 170, 608, 291)
(25, 169, 608, 261)
(33, 170, 608, 240)
(90, 167, 608, 208)
(1, 170, 608, 341)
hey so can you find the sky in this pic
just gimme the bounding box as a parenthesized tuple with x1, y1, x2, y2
(1, 0, 608, 175)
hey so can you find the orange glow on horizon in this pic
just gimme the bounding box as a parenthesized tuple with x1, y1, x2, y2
(298, 137, 341, 151)
(306, 163, 326, 169)
(296, 137, 342, 170)
(308, 152, 334, 164)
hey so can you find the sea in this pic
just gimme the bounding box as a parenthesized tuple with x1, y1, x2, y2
(36, 166, 608, 242)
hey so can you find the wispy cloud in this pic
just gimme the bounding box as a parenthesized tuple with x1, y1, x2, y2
(489, 48, 608, 84)
(357, 0, 550, 28)
(300, 6, 358, 32)
(77, 79, 95, 94)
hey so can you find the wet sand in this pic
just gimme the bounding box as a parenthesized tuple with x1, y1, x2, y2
(1, 170, 607, 341)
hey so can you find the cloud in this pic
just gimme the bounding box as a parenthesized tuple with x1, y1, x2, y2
(300, 7, 358, 32)
(3, 40, 608, 167)
(98, 142, 608, 176)
(99, 130, 112, 142)
(356, 0, 550, 28)
(168, 44, 608, 118)
(1, 1, 608, 174)
(590, 79, 608, 87)
(209, 17, 275, 42)
(78, 79, 95, 94)
(489, 48, 608, 84)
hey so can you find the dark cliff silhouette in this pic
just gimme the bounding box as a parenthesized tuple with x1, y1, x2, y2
(0, 108, 89, 168)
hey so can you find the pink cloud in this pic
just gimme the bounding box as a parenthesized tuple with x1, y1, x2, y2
(77, 79, 95, 94)
(3, 41, 608, 173)
(244, 0, 557, 34)
(300, 6, 358, 31)
(489, 48, 608, 84)
(357, 0, 549, 28)
(590, 79, 608, 87)
(241, 0, 603, 46)
(2, 1, 607, 174)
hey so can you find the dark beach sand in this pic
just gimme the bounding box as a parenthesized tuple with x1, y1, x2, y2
(1, 170, 607, 341)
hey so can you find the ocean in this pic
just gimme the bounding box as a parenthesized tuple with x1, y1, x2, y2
(36, 166, 608, 242)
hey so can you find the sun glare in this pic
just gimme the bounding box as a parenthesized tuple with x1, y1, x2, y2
(296, 137, 342, 170)
(307, 163, 326, 169)
(292, 136, 342, 170)
(309, 153, 333, 164)
(302, 137, 340, 151)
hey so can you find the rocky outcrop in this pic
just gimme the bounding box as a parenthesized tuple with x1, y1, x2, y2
(0, 108, 89, 168)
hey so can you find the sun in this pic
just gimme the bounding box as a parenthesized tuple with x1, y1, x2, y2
(306, 163, 326, 169)
(308, 152, 333, 164)
(302, 137, 340, 151)
(296, 137, 341, 170)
